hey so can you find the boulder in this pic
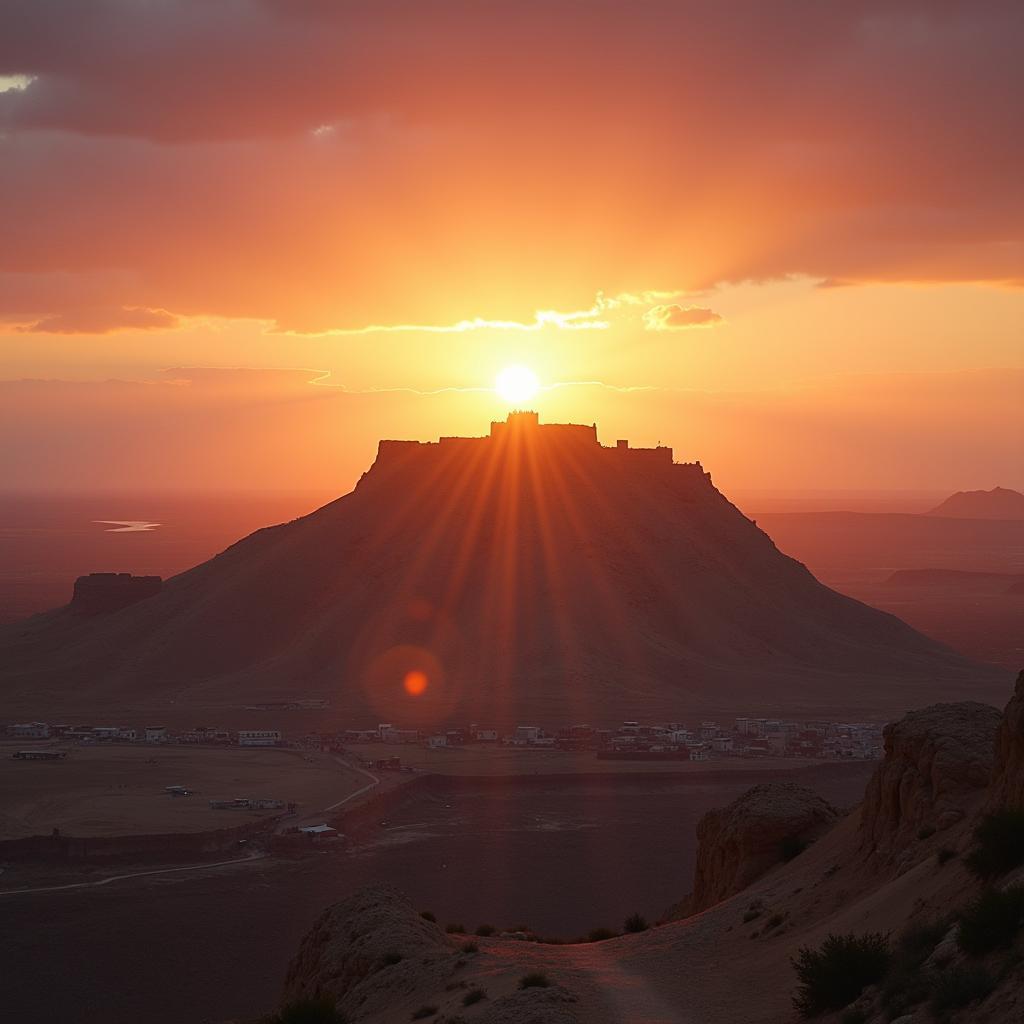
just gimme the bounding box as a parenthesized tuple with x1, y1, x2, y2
(690, 781, 839, 912)
(989, 670, 1024, 811)
(859, 702, 1001, 866)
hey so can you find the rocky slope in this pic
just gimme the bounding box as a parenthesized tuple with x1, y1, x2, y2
(990, 670, 1024, 810)
(0, 417, 1003, 724)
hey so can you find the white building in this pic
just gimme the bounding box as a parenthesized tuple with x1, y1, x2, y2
(514, 725, 542, 744)
(474, 728, 499, 742)
(144, 726, 168, 743)
(118, 728, 138, 741)
(238, 729, 282, 747)
(92, 726, 120, 741)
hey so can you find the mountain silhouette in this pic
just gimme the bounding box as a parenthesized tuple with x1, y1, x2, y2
(0, 413, 1005, 724)
(928, 485, 1024, 519)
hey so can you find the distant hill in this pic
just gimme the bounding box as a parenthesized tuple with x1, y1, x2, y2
(885, 569, 1024, 593)
(928, 486, 1024, 519)
(0, 413, 1004, 724)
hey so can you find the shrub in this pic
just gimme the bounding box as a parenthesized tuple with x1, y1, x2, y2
(272, 997, 348, 1024)
(791, 932, 891, 1018)
(965, 810, 1024, 880)
(587, 927, 618, 942)
(459, 941, 478, 954)
(766, 913, 786, 931)
(518, 972, 551, 989)
(462, 989, 486, 1006)
(780, 834, 810, 862)
(623, 913, 649, 933)
(445, 923, 466, 934)
(957, 885, 1024, 955)
(937, 846, 957, 866)
(839, 1010, 867, 1024)
(474, 924, 495, 936)
(897, 917, 950, 963)
(420, 910, 436, 923)
(381, 952, 403, 966)
(917, 824, 936, 841)
(742, 907, 762, 924)
(930, 964, 995, 1018)
(410, 1007, 437, 1020)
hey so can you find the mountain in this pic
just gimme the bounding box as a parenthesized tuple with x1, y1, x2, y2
(928, 486, 1024, 519)
(0, 413, 1006, 724)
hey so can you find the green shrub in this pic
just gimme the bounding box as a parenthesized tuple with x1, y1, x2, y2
(791, 932, 891, 1018)
(272, 997, 348, 1024)
(587, 927, 618, 942)
(445, 922, 466, 934)
(957, 886, 1024, 955)
(623, 913, 649, 933)
(780, 834, 810, 862)
(937, 847, 957, 866)
(930, 964, 995, 1018)
(459, 941, 478, 954)
(462, 989, 486, 1006)
(410, 1007, 437, 1020)
(965, 810, 1024, 880)
(420, 910, 436, 923)
(518, 972, 551, 989)
(474, 924, 495, 936)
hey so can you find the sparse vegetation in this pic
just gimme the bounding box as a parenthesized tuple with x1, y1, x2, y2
(474, 924, 495, 936)
(839, 1010, 867, 1024)
(445, 923, 466, 934)
(791, 932, 891, 1018)
(957, 885, 1024, 955)
(518, 972, 552, 989)
(877, 917, 949, 1017)
(269, 996, 348, 1024)
(743, 906, 763, 924)
(462, 989, 486, 1006)
(420, 910, 437, 923)
(937, 846, 957, 866)
(930, 964, 995, 1019)
(459, 941, 478, 954)
(411, 1006, 438, 1020)
(623, 913, 649, 933)
(780, 834, 810, 862)
(587, 927, 618, 942)
(766, 913, 786, 931)
(965, 810, 1024, 880)
(381, 952, 403, 966)
(917, 824, 936, 840)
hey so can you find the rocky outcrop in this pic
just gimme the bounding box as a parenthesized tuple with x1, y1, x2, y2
(281, 886, 457, 1019)
(859, 701, 1001, 866)
(989, 670, 1024, 810)
(690, 781, 839, 912)
(70, 572, 161, 614)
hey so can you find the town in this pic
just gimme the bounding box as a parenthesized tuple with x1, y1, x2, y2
(6, 714, 884, 762)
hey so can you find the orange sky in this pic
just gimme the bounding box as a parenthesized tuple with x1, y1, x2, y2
(1, 2, 1022, 495)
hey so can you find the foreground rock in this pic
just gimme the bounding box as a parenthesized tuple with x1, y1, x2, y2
(859, 701, 1001, 868)
(689, 781, 839, 912)
(990, 669, 1024, 810)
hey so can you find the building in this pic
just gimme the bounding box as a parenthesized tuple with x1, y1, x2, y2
(92, 726, 120, 741)
(513, 725, 542, 745)
(8, 722, 50, 739)
(13, 749, 66, 760)
(238, 729, 282, 747)
(427, 734, 448, 748)
(144, 726, 168, 743)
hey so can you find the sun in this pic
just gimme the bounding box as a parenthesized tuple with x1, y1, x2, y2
(495, 364, 540, 404)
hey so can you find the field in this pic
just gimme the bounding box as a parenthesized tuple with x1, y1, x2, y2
(0, 742, 363, 839)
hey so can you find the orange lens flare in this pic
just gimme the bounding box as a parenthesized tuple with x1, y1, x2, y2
(403, 669, 428, 696)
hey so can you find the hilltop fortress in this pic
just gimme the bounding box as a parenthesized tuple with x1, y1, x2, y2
(375, 410, 709, 478)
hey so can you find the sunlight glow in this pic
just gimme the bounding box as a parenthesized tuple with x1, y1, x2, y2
(495, 365, 540, 404)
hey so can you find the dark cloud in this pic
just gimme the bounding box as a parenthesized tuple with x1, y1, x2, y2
(16, 306, 180, 334)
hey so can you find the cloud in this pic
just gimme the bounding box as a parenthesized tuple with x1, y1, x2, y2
(0, 3, 1022, 329)
(15, 306, 181, 335)
(643, 304, 722, 331)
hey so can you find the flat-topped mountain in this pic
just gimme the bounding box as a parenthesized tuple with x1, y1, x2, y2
(0, 413, 1006, 723)
(928, 486, 1024, 519)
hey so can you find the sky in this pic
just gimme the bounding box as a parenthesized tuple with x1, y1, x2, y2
(1, 1, 1022, 496)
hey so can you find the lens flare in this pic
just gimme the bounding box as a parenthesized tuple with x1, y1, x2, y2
(403, 669, 428, 696)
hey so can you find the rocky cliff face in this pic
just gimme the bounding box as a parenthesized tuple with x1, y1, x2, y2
(689, 781, 839, 913)
(990, 669, 1024, 811)
(858, 701, 1002, 868)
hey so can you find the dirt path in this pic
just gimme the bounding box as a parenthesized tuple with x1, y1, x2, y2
(0, 849, 267, 898)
